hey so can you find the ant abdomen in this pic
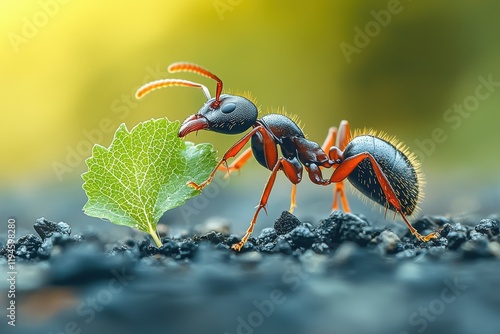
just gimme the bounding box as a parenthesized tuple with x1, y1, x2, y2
(343, 134, 423, 216)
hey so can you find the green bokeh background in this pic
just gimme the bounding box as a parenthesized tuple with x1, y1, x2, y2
(1, 0, 499, 226)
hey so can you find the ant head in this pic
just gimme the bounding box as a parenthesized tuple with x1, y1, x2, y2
(135, 62, 258, 137)
(186, 94, 258, 136)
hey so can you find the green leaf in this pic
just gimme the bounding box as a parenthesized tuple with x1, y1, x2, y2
(81, 118, 217, 247)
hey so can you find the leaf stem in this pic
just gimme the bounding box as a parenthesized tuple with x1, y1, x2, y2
(148, 224, 163, 247)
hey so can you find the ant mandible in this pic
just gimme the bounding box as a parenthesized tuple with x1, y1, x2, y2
(136, 62, 439, 251)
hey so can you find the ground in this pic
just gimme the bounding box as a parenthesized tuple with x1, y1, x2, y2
(1, 211, 499, 334)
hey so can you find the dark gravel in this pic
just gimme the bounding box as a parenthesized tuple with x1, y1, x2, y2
(1, 212, 500, 334)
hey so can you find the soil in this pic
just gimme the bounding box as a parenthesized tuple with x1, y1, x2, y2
(1, 212, 500, 334)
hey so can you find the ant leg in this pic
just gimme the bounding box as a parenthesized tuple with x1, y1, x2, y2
(217, 147, 253, 177)
(304, 161, 352, 212)
(289, 184, 297, 213)
(321, 127, 337, 152)
(232, 158, 301, 251)
(330, 152, 438, 242)
(336, 120, 351, 151)
(187, 126, 263, 190)
(400, 213, 438, 242)
(286, 157, 302, 213)
(332, 182, 351, 212)
(329, 121, 352, 212)
(319, 127, 337, 210)
(329, 146, 351, 212)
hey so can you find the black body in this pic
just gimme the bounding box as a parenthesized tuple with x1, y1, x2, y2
(250, 114, 330, 183)
(251, 114, 304, 168)
(343, 135, 419, 215)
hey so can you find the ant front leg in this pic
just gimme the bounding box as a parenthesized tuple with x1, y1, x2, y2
(330, 152, 438, 242)
(187, 126, 263, 190)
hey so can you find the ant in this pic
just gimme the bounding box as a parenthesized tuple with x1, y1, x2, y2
(136, 62, 439, 251)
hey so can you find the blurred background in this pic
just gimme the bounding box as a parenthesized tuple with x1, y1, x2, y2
(1, 0, 499, 235)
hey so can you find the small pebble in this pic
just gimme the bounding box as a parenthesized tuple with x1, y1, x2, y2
(287, 223, 317, 249)
(317, 210, 371, 246)
(274, 211, 301, 235)
(15, 234, 42, 260)
(475, 218, 500, 237)
(257, 228, 277, 244)
(178, 240, 198, 259)
(377, 230, 402, 254)
(34, 217, 71, 240)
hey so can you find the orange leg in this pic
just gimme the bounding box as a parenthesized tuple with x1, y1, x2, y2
(336, 120, 351, 151)
(326, 121, 352, 212)
(330, 151, 438, 242)
(332, 182, 351, 212)
(217, 147, 253, 177)
(321, 127, 337, 153)
(232, 158, 302, 251)
(289, 184, 297, 213)
(333, 121, 352, 211)
(188, 126, 265, 190)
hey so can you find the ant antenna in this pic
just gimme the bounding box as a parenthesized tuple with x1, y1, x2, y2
(135, 79, 211, 101)
(168, 62, 223, 108)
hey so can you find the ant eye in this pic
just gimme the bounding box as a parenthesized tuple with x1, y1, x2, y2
(221, 102, 236, 114)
